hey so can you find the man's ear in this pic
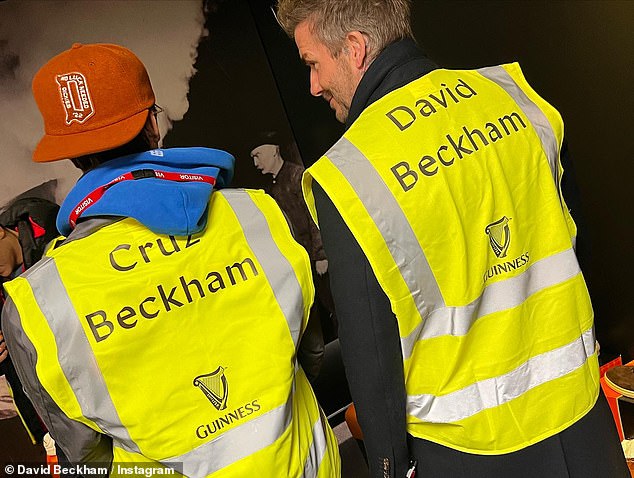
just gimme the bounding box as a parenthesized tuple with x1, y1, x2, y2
(345, 31, 368, 71)
(0, 227, 6, 240)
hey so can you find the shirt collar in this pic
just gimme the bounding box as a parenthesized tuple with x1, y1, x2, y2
(347, 38, 438, 129)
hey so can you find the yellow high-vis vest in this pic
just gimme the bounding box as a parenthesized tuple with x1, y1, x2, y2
(5, 189, 340, 477)
(303, 63, 598, 454)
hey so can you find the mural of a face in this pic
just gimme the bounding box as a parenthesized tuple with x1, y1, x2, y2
(250, 144, 280, 175)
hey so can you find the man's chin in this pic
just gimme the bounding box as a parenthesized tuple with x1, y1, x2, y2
(334, 108, 348, 123)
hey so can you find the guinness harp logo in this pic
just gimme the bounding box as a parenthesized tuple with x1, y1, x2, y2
(485, 216, 511, 258)
(193, 366, 228, 411)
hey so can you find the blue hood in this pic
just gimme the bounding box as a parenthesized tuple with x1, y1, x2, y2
(58, 147, 234, 236)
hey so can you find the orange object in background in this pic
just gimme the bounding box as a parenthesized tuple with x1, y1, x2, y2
(601, 356, 624, 378)
(345, 403, 363, 440)
(46, 454, 59, 478)
(600, 357, 634, 442)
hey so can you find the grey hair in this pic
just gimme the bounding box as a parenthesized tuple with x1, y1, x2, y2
(276, 0, 413, 62)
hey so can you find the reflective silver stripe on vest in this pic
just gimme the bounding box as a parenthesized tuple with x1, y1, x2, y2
(162, 400, 291, 477)
(477, 66, 576, 244)
(400, 248, 581, 359)
(301, 412, 329, 478)
(407, 326, 596, 423)
(477, 65, 560, 187)
(223, 190, 304, 347)
(324, 137, 445, 320)
(26, 260, 140, 454)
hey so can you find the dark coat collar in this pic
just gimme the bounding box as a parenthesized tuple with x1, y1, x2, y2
(346, 38, 438, 129)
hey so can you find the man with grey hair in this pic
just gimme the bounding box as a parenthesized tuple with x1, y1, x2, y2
(276, 1, 628, 477)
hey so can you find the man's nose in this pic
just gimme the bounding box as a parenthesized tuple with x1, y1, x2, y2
(309, 70, 323, 97)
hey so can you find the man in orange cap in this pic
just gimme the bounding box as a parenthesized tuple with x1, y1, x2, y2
(2, 43, 340, 477)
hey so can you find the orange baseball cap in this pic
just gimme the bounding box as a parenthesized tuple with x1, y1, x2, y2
(32, 43, 155, 162)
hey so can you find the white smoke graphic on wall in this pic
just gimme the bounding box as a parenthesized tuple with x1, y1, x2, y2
(0, 0, 206, 206)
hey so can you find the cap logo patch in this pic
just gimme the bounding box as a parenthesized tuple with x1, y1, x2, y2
(56, 72, 95, 125)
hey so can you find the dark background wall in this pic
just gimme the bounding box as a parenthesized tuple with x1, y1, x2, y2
(165, 0, 299, 190)
(169, 0, 634, 362)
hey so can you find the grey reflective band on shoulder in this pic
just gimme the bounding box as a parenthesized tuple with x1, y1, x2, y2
(24, 259, 141, 454)
(400, 248, 581, 358)
(163, 401, 291, 477)
(62, 218, 123, 246)
(222, 190, 304, 347)
(324, 137, 445, 319)
(407, 326, 596, 423)
(477, 65, 560, 188)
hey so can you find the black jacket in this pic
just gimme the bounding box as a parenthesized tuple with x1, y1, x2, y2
(313, 39, 626, 478)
